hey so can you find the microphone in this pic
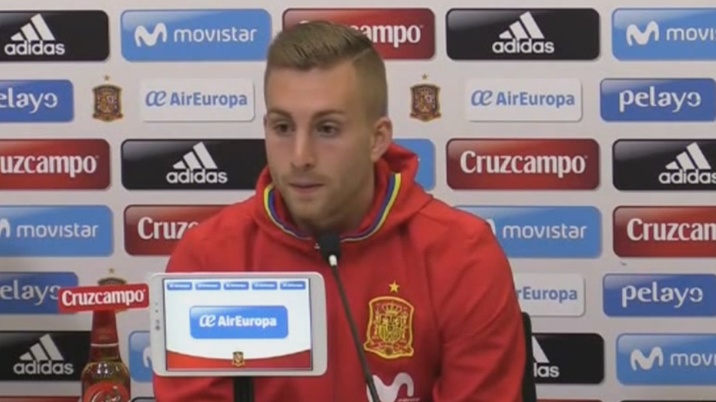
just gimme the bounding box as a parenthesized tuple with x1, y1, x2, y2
(317, 233, 381, 402)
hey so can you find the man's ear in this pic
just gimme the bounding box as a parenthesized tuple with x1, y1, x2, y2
(370, 116, 393, 162)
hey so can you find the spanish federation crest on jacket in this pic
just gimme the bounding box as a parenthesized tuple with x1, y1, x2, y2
(363, 281, 415, 360)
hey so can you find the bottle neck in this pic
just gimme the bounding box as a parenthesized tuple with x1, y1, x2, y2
(88, 309, 121, 361)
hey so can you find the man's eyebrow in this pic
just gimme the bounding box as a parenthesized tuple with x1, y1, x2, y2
(266, 109, 346, 118)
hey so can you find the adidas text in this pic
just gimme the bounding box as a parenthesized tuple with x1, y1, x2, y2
(493, 39, 555, 54)
(13, 360, 73, 376)
(659, 170, 716, 185)
(4, 42, 65, 57)
(166, 170, 228, 184)
(534, 362, 560, 378)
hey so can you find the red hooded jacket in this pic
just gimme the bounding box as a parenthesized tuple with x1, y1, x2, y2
(152, 143, 525, 402)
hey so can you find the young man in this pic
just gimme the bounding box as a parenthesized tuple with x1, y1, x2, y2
(153, 21, 525, 402)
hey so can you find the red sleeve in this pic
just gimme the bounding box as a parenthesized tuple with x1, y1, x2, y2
(430, 219, 525, 402)
(152, 228, 233, 402)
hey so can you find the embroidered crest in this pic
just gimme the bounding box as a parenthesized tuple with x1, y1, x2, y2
(364, 283, 415, 360)
(93, 77, 123, 122)
(232, 351, 245, 367)
(410, 80, 441, 122)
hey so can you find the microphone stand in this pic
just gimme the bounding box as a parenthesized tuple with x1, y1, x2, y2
(233, 376, 254, 402)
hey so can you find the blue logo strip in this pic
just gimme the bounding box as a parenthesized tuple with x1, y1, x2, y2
(128, 331, 153, 382)
(613, 8, 716, 60)
(604, 274, 716, 317)
(457, 206, 602, 258)
(394, 139, 435, 191)
(600, 79, 716, 121)
(189, 305, 289, 339)
(617, 333, 716, 385)
(0, 205, 113, 257)
(0, 272, 79, 314)
(121, 9, 272, 61)
(0, 80, 73, 123)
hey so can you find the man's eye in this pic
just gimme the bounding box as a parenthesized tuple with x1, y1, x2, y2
(318, 125, 339, 136)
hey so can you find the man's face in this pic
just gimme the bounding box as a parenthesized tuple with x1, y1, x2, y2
(263, 61, 381, 230)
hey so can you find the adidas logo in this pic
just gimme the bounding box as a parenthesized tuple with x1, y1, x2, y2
(492, 12, 555, 55)
(533, 336, 559, 379)
(3, 14, 66, 57)
(12, 334, 74, 376)
(659, 142, 716, 185)
(166, 142, 228, 185)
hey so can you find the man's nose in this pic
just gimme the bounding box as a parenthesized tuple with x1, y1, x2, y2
(290, 131, 316, 170)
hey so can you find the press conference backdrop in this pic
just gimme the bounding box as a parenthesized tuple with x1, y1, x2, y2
(0, 0, 714, 401)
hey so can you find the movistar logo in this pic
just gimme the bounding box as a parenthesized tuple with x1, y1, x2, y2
(630, 346, 664, 370)
(134, 23, 168, 47)
(626, 21, 660, 46)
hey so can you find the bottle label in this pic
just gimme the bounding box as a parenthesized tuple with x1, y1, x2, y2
(82, 382, 130, 402)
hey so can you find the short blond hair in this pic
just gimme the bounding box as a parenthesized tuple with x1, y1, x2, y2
(264, 20, 388, 120)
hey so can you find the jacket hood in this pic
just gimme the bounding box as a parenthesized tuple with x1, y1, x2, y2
(252, 142, 433, 249)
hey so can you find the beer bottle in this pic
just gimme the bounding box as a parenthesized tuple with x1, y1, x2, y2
(81, 276, 131, 402)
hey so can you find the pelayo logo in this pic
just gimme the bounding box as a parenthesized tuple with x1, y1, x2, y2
(0, 272, 78, 314)
(600, 79, 716, 122)
(604, 274, 716, 317)
(0, 80, 73, 122)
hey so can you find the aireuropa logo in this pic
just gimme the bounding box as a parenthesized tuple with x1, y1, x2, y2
(394, 139, 435, 191)
(0, 139, 110, 189)
(613, 206, 716, 257)
(604, 274, 716, 317)
(140, 79, 254, 122)
(128, 331, 152, 382)
(459, 206, 601, 259)
(445, 9, 600, 60)
(283, 9, 434, 60)
(613, 139, 716, 191)
(0, 331, 90, 381)
(0, 272, 78, 314)
(0, 80, 73, 122)
(446, 139, 600, 190)
(121, 139, 266, 190)
(617, 333, 716, 385)
(514, 273, 585, 317)
(124, 205, 226, 256)
(532, 333, 604, 384)
(121, 9, 271, 62)
(465, 78, 582, 122)
(0, 205, 112, 257)
(613, 8, 716, 60)
(0, 11, 109, 62)
(600, 79, 716, 122)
